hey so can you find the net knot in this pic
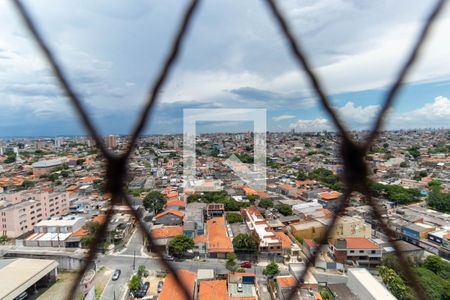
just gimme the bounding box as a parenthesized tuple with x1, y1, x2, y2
(105, 156, 127, 200)
(340, 141, 368, 191)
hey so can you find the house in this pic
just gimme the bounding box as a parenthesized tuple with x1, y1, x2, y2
(228, 272, 257, 300)
(150, 225, 183, 251)
(207, 216, 233, 258)
(329, 238, 382, 267)
(241, 206, 283, 260)
(290, 221, 325, 241)
(159, 270, 196, 300)
(165, 199, 186, 211)
(274, 231, 294, 255)
(198, 280, 228, 300)
(317, 191, 343, 211)
(193, 235, 208, 257)
(184, 203, 206, 237)
(274, 274, 319, 300)
(154, 210, 184, 225)
(302, 239, 318, 258)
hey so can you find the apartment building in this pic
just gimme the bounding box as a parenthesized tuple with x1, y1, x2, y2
(0, 191, 69, 237)
(241, 206, 283, 259)
(328, 215, 372, 239)
(329, 238, 382, 267)
(24, 215, 85, 247)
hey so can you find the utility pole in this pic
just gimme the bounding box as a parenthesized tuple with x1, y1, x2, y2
(133, 250, 136, 270)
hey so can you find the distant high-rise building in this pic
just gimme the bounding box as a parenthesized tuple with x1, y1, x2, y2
(54, 137, 62, 148)
(105, 135, 118, 149)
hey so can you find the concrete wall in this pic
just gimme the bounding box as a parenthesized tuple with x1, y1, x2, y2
(2, 250, 84, 271)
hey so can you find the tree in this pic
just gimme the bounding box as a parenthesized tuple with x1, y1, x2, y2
(225, 253, 238, 272)
(226, 213, 243, 224)
(296, 170, 307, 180)
(428, 179, 442, 189)
(21, 180, 34, 189)
(137, 265, 149, 278)
(414, 267, 449, 300)
(143, 191, 166, 214)
(128, 275, 141, 292)
(408, 146, 421, 158)
(263, 262, 280, 277)
(247, 194, 258, 204)
(168, 235, 194, 257)
(377, 266, 413, 300)
(233, 233, 258, 251)
(258, 199, 273, 209)
(309, 168, 343, 191)
(80, 235, 94, 248)
(427, 188, 450, 213)
(4, 152, 16, 164)
(277, 204, 293, 216)
(0, 235, 8, 245)
(423, 255, 450, 279)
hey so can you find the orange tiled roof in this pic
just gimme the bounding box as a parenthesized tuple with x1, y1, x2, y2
(159, 270, 196, 300)
(72, 228, 89, 237)
(207, 216, 233, 253)
(166, 199, 186, 208)
(151, 226, 183, 239)
(242, 186, 258, 196)
(274, 231, 293, 249)
(318, 191, 342, 200)
(296, 180, 317, 187)
(93, 215, 107, 224)
(155, 209, 185, 219)
(336, 237, 380, 249)
(66, 185, 79, 192)
(79, 176, 100, 183)
(193, 235, 208, 244)
(276, 275, 297, 288)
(166, 191, 179, 198)
(198, 280, 228, 300)
(304, 239, 317, 249)
(278, 184, 295, 190)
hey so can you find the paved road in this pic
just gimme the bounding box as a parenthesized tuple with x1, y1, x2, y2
(99, 228, 291, 299)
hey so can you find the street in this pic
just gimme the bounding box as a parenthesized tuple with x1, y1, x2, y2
(98, 228, 272, 299)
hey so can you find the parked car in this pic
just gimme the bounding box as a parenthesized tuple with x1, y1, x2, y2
(163, 254, 175, 261)
(240, 261, 252, 268)
(134, 282, 149, 299)
(157, 280, 164, 293)
(112, 269, 121, 281)
(237, 282, 243, 292)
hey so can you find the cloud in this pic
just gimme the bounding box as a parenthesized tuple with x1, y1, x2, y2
(391, 96, 450, 129)
(288, 118, 331, 131)
(335, 101, 381, 128)
(272, 114, 296, 121)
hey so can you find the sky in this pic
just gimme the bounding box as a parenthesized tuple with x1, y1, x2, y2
(0, 0, 449, 136)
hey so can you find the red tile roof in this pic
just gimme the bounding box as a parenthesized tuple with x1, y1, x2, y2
(198, 280, 228, 300)
(166, 199, 186, 208)
(207, 217, 233, 253)
(151, 226, 183, 239)
(334, 237, 380, 249)
(318, 191, 342, 200)
(155, 209, 185, 219)
(159, 270, 196, 300)
(276, 275, 297, 288)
